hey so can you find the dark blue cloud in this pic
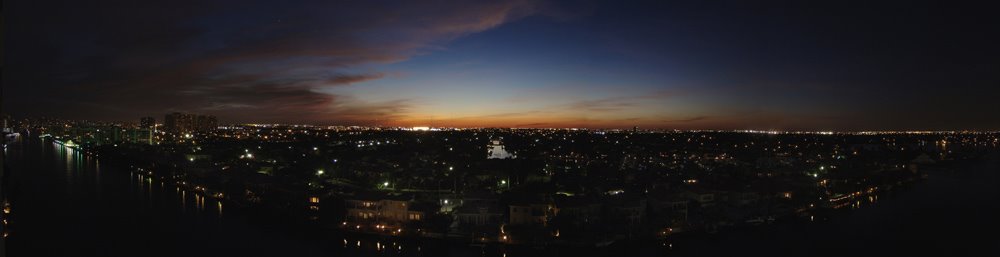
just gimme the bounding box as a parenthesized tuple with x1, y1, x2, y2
(4, 0, 999, 130)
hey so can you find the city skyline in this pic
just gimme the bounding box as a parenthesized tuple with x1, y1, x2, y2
(5, 2, 1000, 256)
(5, 1, 1000, 130)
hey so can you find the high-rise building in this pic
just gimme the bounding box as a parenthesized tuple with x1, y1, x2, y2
(164, 114, 174, 132)
(196, 115, 218, 131)
(164, 112, 179, 133)
(165, 113, 217, 134)
(140, 116, 156, 144)
(140, 117, 155, 128)
(165, 112, 192, 134)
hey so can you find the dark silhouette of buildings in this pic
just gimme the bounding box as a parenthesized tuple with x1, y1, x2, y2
(164, 113, 217, 134)
(140, 117, 155, 128)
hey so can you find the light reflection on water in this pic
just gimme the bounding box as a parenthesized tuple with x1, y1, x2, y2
(128, 171, 224, 218)
(15, 138, 996, 257)
(44, 137, 229, 220)
(7, 137, 437, 257)
(14, 139, 539, 256)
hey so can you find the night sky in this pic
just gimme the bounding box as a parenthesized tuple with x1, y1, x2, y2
(4, 0, 999, 130)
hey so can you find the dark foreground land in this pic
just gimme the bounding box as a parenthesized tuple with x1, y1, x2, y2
(4, 136, 999, 257)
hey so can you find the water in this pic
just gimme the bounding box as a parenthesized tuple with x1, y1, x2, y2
(5, 137, 1000, 256)
(5, 138, 328, 256)
(3, 137, 486, 257)
(665, 153, 1000, 257)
